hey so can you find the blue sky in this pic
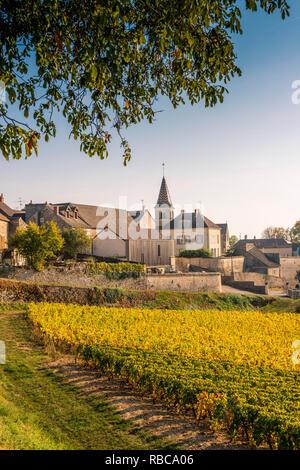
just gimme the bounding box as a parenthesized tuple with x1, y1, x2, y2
(1, 1, 300, 238)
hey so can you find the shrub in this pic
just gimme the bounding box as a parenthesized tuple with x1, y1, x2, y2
(179, 249, 212, 258)
(88, 262, 144, 279)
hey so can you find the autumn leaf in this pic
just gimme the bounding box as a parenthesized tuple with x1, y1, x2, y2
(54, 32, 63, 50)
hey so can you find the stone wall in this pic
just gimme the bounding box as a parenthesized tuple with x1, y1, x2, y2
(146, 272, 221, 292)
(229, 272, 285, 289)
(174, 256, 244, 276)
(0, 263, 147, 290)
(280, 257, 300, 287)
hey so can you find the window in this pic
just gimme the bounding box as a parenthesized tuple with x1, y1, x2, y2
(158, 245, 161, 257)
(176, 238, 182, 245)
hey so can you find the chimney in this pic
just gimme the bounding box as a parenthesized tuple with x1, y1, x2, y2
(0, 193, 4, 203)
(244, 235, 248, 240)
(194, 209, 200, 215)
(53, 206, 59, 215)
(181, 209, 185, 215)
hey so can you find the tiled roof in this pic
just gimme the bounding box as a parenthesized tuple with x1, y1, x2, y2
(0, 212, 9, 222)
(166, 213, 221, 230)
(217, 223, 228, 236)
(247, 246, 280, 268)
(233, 238, 290, 249)
(51, 203, 136, 234)
(0, 201, 24, 219)
(233, 244, 280, 268)
(156, 177, 172, 207)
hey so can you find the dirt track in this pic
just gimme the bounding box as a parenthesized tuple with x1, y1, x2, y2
(48, 357, 249, 450)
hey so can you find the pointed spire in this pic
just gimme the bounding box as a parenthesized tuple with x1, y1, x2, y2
(157, 176, 172, 206)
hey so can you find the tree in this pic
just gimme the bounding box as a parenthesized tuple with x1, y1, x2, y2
(62, 227, 91, 260)
(229, 235, 239, 248)
(290, 221, 300, 243)
(9, 221, 64, 271)
(0, 0, 289, 163)
(261, 226, 289, 240)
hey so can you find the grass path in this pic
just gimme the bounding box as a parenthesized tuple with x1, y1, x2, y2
(0, 311, 176, 450)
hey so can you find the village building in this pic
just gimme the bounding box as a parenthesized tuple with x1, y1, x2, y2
(154, 176, 224, 257)
(217, 223, 230, 255)
(0, 193, 26, 250)
(1, 172, 226, 266)
(233, 237, 293, 258)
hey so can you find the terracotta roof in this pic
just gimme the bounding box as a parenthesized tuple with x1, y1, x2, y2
(166, 213, 221, 230)
(156, 177, 172, 207)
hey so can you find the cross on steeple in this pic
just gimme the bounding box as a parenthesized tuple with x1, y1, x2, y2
(162, 162, 165, 177)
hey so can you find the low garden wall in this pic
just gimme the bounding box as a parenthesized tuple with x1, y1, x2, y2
(146, 272, 222, 292)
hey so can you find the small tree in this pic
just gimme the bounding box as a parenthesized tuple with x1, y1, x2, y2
(229, 235, 239, 248)
(9, 222, 64, 271)
(290, 221, 300, 243)
(261, 226, 289, 240)
(62, 227, 91, 260)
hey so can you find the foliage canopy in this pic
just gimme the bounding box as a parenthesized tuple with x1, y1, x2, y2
(9, 221, 64, 270)
(0, 0, 289, 163)
(62, 227, 91, 260)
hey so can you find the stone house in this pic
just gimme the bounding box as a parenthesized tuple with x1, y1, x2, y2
(0, 193, 26, 249)
(0, 213, 9, 249)
(232, 242, 281, 276)
(233, 237, 293, 257)
(24, 200, 174, 265)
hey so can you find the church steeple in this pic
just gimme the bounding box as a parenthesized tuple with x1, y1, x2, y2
(155, 165, 174, 235)
(156, 176, 172, 207)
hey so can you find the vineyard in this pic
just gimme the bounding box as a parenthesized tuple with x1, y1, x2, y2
(27, 303, 300, 449)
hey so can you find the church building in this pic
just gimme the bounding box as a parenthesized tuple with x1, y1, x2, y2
(154, 175, 224, 257)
